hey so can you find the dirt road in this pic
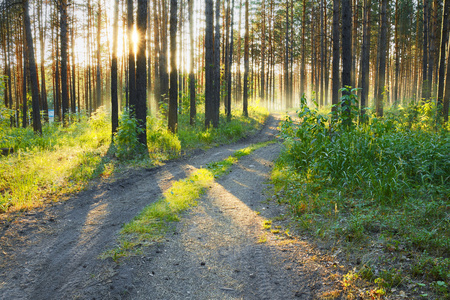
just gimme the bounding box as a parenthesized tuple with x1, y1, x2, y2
(0, 114, 343, 299)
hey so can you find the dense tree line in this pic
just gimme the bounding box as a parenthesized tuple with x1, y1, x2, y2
(0, 0, 449, 144)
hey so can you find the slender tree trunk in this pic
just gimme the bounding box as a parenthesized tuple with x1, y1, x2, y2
(23, 0, 42, 133)
(111, 0, 119, 135)
(394, 0, 400, 104)
(60, 0, 69, 124)
(332, 0, 340, 111)
(188, 0, 196, 125)
(95, 0, 101, 110)
(38, 0, 48, 122)
(160, 0, 169, 103)
(213, 0, 220, 127)
(300, 0, 306, 98)
(423, 0, 429, 99)
(154, 0, 161, 110)
(127, 0, 136, 112)
(236, 0, 242, 102)
(319, 0, 325, 107)
(341, 0, 352, 126)
(260, 0, 265, 101)
(226, 0, 234, 120)
(168, 0, 178, 132)
(376, 0, 388, 117)
(243, 0, 249, 117)
(205, 0, 214, 127)
(360, 0, 371, 121)
(136, 0, 148, 145)
(438, 0, 450, 119)
(284, 0, 289, 108)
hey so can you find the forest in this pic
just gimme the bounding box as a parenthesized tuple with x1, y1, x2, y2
(0, 0, 450, 298)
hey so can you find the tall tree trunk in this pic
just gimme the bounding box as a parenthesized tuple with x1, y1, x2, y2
(127, 0, 136, 112)
(243, 0, 249, 117)
(300, 0, 306, 98)
(168, 0, 178, 132)
(226, 0, 234, 120)
(422, 0, 429, 99)
(236, 0, 242, 102)
(60, 0, 69, 124)
(376, 0, 388, 117)
(341, 0, 352, 126)
(213, 0, 220, 127)
(360, 0, 371, 121)
(260, 0, 265, 101)
(38, 0, 48, 122)
(188, 0, 196, 125)
(284, 0, 289, 108)
(438, 0, 450, 119)
(95, 0, 101, 110)
(332, 0, 340, 111)
(154, 0, 161, 111)
(111, 0, 119, 135)
(319, 0, 325, 107)
(22, 40, 27, 128)
(160, 0, 169, 104)
(205, 0, 214, 127)
(394, 0, 400, 104)
(136, 0, 148, 145)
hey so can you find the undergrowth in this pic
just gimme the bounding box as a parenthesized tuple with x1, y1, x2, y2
(0, 103, 267, 213)
(273, 91, 450, 299)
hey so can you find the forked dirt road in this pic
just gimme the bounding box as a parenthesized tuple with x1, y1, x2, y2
(0, 114, 345, 299)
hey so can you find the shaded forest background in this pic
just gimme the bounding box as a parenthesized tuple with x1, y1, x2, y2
(1, 0, 450, 139)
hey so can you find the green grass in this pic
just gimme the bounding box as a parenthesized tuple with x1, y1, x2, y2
(0, 104, 268, 213)
(273, 96, 450, 298)
(103, 141, 273, 260)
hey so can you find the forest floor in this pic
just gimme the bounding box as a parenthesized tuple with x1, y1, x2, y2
(0, 114, 366, 299)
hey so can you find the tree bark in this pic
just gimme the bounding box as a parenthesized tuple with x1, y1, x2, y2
(111, 0, 119, 135)
(376, 0, 388, 117)
(188, 0, 196, 125)
(205, 0, 214, 127)
(136, 0, 148, 145)
(60, 0, 69, 124)
(332, 0, 340, 111)
(243, 0, 249, 117)
(23, 0, 42, 133)
(341, 0, 352, 126)
(168, 0, 178, 133)
(360, 0, 371, 121)
(127, 0, 136, 112)
(438, 0, 450, 120)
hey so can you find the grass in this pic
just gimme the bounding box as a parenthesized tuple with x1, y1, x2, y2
(103, 141, 274, 260)
(273, 95, 450, 299)
(0, 103, 268, 213)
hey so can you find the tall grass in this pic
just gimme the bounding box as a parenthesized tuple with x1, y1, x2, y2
(274, 94, 450, 296)
(0, 104, 268, 213)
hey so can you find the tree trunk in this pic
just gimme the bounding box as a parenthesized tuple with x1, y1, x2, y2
(60, 0, 69, 124)
(360, 0, 371, 121)
(168, 0, 178, 132)
(422, 0, 429, 99)
(111, 0, 119, 135)
(376, 0, 388, 117)
(341, 0, 352, 126)
(438, 0, 450, 119)
(136, 0, 148, 145)
(127, 0, 136, 112)
(332, 0, 340, 111)
(38, 0, 48, 122)
(226, 0, 234, 120)
(205, 0, 214, 127)
(243, 0, 249, 117)
(213, 0, 220, 127)
(260, 0, 265, 101)
(95, 0, 101, 110)
(188, 0, 196, 125)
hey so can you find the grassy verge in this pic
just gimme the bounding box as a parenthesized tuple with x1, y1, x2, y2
(0, 105, 268, 213)
(102, 141, 273, 260)
(273, 96, 450, 299)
